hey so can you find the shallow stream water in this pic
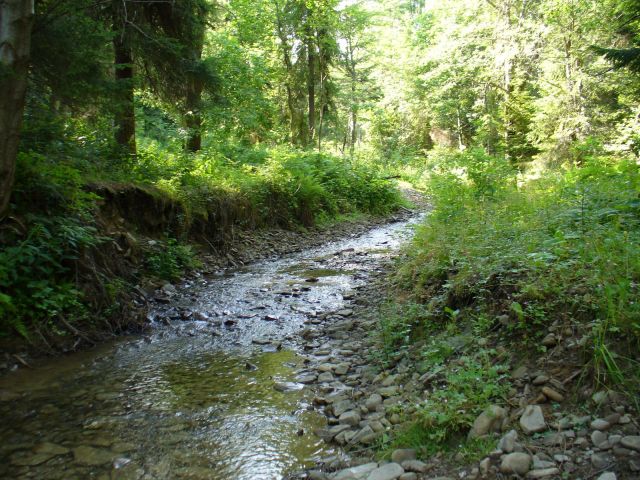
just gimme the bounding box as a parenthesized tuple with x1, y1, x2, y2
(0, 215, 421, 480)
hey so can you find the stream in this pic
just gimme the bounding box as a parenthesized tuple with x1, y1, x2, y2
(0, 214, 422, 480)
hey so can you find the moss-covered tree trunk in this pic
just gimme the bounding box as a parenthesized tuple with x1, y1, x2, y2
(0, 0, 34, 218)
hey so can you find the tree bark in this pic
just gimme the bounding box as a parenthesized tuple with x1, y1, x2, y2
(113, 1, 136, 156)
(307, 27, 316, 144)
(0, 0, 34, 218)
(185, 76, 203, 152)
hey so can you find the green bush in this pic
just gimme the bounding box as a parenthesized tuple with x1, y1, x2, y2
(145, 239, 201, 281)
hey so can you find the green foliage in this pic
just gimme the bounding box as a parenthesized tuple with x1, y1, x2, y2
(387, 350, 508, 456)
(399, 148, 640, 392)
(0, 217, 99, 339)
(0, 153, 103, 339)
(145, 239, 201, 281)
(132, 144, 402, 227)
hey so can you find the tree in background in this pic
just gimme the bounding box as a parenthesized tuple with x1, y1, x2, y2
(0, 0, 35, 218)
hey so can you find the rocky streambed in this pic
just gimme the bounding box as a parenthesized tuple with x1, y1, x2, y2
(0, 212, 425, 480)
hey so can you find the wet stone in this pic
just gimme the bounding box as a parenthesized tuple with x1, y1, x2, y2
(11, 452, 57, 466)
(73, 445, 115, 466)
(33, 442, 70, 456)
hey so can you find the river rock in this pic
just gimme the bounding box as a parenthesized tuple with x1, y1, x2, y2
(500, 452, 532, 475)
(526, 467, 560, 478)
(591, 419, 611, 431)
(377, 386, 399, 397)
(621, 436, 640, 451)
(339, 410, 361, 426)
(11, 452, 56, 466)
(532, 374, 549, 385)
(333, 400, 356, 417)
(541, 387, 564, 402)
(592, 430, 609, 448)
(33, 442, 70, 456)
(367, 462, 404, 480)
(391, 449, 416, 463)
(73, 445, 115, 465)
(597, 473, 617, 480)
(335, 363, 350, 375)
(398, 474, 417, 480)
(318, 372, 335, 382)
(468, 405, 507, 439)
(591, 452, 614, 469)
(400, 460, 428, 473)
(352, 425, 377, 444)
(520, 405, 546, 434)
(498, 429, 518, 453)
(365, 394, 383, 412)
(332, 462, 378, 480)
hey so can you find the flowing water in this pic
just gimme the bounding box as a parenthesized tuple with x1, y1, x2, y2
(0, 215, 422, 480)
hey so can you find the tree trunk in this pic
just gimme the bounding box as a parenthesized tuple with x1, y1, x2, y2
(307, 31, 316, 144)
(185, 36, 204, 152)
(274, 0, 304, 146)
(113, 1, 136, 156)
(0, 0, 34, 218)
(185, 77, 203, 152)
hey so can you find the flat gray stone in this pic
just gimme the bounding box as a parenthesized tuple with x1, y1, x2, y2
(500, 452, 532, 475)
(367, 462, 404, 480)
(591, 419, 611, 431)
(332, 462, 378, 480)
(526, 468, 560, 478)
(621, 436, 640, 451)
(73, 445, 115, 466)
(339, 410, 361, 426)
(520, 405, 546, 434)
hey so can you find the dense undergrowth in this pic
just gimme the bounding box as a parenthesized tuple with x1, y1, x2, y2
(375, 146, 640, 457)
(0, 144, 402, 349)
